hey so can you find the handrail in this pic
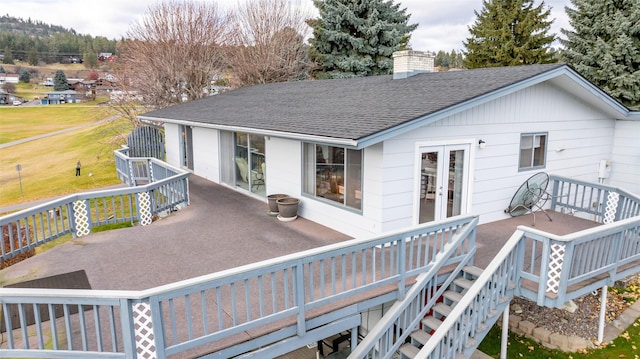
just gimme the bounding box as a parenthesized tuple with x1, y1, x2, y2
(348, 216, 478, 358)
(419, 229, 525, 358)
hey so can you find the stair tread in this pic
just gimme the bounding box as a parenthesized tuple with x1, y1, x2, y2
(463, 265, 484, 277)
(444, 290, 464, 302)
(464, 337, 478, 349)
(433, 303, 453, 316)
(410, 329, 431, 345)
(422, 316, 443, 330)
(399, 343, 420, 358)
(453, 277, 474, 289)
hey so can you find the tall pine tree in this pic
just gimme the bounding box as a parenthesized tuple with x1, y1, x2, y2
(309, 0, 417, 79)
(463, 0, 556, 68)
(561, 0, 640, 108)
(53, 70, 69, 91)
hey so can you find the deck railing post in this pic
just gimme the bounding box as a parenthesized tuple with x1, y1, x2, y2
(537, 237, 551, 305)
(550, 177, 560, 211)
(149, 296, 167, 359)
(137, 191, 153, 226)
(120, 298, 138, 359)
(295, 259, 306, 336)
(398, 237, 407, 299)
(147, 158, 154, 183)
(72, 199, 92, 237)
(555, 240, 575, 304)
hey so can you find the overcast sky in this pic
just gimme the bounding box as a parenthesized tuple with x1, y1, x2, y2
(5, 0, 573, 52)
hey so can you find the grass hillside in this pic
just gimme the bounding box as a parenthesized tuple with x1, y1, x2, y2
(0, 105, 114, 144)
(1, 77, 129, 207)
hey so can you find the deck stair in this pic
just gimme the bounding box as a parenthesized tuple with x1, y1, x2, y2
(397, 265, 512, 359)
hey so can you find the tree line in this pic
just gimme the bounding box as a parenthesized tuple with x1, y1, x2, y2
(0, 15, 117, 65)
(3, 0, 637, 110)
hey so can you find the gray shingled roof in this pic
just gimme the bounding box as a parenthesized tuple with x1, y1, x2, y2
(141, 63, 565, 141)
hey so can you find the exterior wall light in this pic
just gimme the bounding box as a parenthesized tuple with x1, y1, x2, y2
(479, 139, 486, 149)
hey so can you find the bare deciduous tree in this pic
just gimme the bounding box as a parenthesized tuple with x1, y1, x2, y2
(229, 0, 312, 87)
(119, 0, 232, 108)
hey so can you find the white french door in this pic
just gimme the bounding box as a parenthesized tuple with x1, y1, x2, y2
(418, 144, 470, 223)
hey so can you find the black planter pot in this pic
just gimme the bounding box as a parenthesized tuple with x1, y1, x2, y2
(276, 197, 299, 221)
(267, 194, 289, 215)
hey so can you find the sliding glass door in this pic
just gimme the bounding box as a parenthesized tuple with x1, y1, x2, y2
(234, 133, 266, 196)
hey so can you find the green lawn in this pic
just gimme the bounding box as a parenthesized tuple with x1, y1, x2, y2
(0, 105, 115, 144)
(0, 116, 131, 206)
(479, 318, 640, 358)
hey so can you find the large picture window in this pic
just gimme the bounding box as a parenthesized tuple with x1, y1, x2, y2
(519, 133, 547, 170)
(303, 143, 362, 210)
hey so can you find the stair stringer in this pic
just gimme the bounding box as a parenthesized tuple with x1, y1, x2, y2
(347, 217, 479, 359)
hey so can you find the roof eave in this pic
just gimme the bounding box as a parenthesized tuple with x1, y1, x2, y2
(138, 115, 360, 148)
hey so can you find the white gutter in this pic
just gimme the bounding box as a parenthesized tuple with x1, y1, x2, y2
(138, 115, 360, 148)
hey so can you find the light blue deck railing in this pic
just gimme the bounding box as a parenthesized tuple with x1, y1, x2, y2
(0, 215, 477, 359)
(0, 148, 189, 262)
(550, 175, 640, 222)
(397, 177, 640, 359)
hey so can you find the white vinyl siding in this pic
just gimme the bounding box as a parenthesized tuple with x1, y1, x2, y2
(609, 120, 640, 194)
(381, 81, 615, 229)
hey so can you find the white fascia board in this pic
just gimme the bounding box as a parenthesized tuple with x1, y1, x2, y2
(138, 115, 360, 148)
(356, 66, 632, 148)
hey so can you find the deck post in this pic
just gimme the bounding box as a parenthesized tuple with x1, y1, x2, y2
(598, 285, 608, 343)
(500, 304, 509, 359)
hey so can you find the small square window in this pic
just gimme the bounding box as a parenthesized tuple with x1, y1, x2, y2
(519, 133, 547, 170)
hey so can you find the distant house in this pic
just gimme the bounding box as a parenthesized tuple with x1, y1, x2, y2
(40, 90, 79, 105)
(0, 89, 23, 105)
(0, 74, 19, 84)
(139, 51, 640, 238)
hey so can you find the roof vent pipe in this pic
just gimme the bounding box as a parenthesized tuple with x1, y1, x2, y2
(392, 50, 435, 79)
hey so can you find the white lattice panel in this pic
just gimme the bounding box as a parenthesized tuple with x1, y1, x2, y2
(137, 192, 152, 226)
(546, 243, 565, 293)
(132, 302, 157, 359)
(604, 192, 620, 224)
(73, 200, 90, 237)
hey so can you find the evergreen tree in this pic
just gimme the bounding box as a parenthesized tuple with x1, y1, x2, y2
(0, 65, 5, 73)
(309, 0, 417, 78)
(83, 49, 98, 69)
(53, 70, 68, 91)
(463, 0, 556, 68)
(2, 46, 14, 64)
(27, 48, 38, 66)
(18, 68, 30, 83)
(561, 0, 640, 108)
(450, 49, 464, 68)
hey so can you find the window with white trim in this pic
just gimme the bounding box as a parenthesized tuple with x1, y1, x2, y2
(519, 133, 547, 170)
(303, 143, 362, 210)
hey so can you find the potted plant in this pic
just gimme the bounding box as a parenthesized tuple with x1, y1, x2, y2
(267, 194, 288, 215)
(276, 197, 299, 221)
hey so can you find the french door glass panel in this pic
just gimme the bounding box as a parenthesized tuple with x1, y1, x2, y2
(419, 145, 468, 223)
